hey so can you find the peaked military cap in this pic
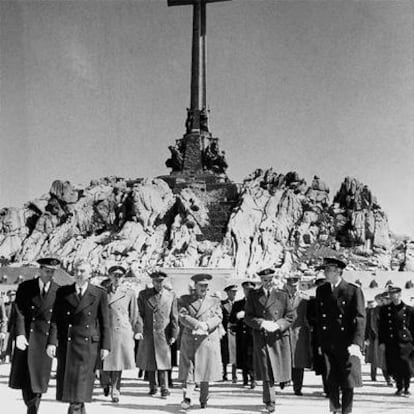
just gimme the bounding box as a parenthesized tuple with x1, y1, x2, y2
(286, 273, 301, 281)
(322, 256, 347, 269)
(108, 264, 127, 276)
(241, 280, 256, 289)
(257, 268, 276, 277)
(149, 270, 168, 280)
(37, 257, 61, 269)
(191, 273, 212, 284)
(387, 285, 402, 294)
(224, 284, 238, 292)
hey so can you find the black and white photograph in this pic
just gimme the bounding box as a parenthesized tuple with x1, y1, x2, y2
(0, 0, 414, 413)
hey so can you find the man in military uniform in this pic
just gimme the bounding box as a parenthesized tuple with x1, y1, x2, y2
(378, 285, 414, 396)
(136, 271, 178, 398)
(178, 273, 222, 410)
(9, 257, 61, 414)
(315, 257, 366, 414)
(245, 268, 294, 413)
(284, 273, 312, 396)
(221, 284, 238, 382)
(229, 280, 256, 388)
(100, 265, 140, 402)
(46, 261, 111, 414)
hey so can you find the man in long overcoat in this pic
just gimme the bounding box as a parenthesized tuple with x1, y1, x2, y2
(221, 284, 238, 382)
(245, 268, 294, 414)
(100, 265, 139, 402)
(365, 294, 391, 385)
(178, 273, 222, 410)
(378, 285, 414, 396)
(9, 257, 61, 414)
(229, 280, 256, 388)
(284, 274, 312, 396)
(136, 271, 178, 398)
(46, 261, 111, 414)
(315, 257, 366, 414)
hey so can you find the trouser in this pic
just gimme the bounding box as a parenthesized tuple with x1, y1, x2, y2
(292, 367, 304, 392)
(148, 370, 168, 391)
(22, 387, 41, 414)
(183, 381, 209, 404)
(100, 370, 122, 391)
(395, 372, 411, 391)
(242, 369, 255, 384)
(68, 402, 86, 414)
(328, 386, 354, 414)
(263, 380, 276, 405)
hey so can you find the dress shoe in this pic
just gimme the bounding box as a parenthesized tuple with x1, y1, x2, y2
(112, 397, 119, 403)
(103, 386, 110, 397)
(200, 402, 207, 408)
(403, 390, 411, 397)
(250, 380, 256, 390)
(148, 387, 158, 396)
(395, 389, 403, 396)
(180, 398, 192, 410)
(265, 402, 275, 413)
(161, 389, 170, 399)
(386, 380, 393, 387)
(294, 390, 303, 396)
(111, 388, 120, 403)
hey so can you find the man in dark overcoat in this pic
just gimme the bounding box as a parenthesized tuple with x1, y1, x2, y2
(378, 285, 414, 396)
(284, 273, 312, 396)
(229, 280, 256, 388)
(315, 257, 366, 414)
(8, 257, 61, 414)
(136, 271, 178, 398)
(365, 294, 392, 385)
(178, 273, 222, 410)
(220, 284, 238, 382)
(245, 268, 294, 414)
(46, 260, 111, 414)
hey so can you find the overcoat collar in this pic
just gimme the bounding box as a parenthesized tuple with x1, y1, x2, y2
(146, 288, 163, 311)
(257, 286, 277, 308)
(65, 283, 97, 314)
(108, 285, 127, 305)
(32, 279, 58, 315)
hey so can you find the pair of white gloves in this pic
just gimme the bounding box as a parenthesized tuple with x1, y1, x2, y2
(261, 320, 281, 332)
(192, 321, 209, 336)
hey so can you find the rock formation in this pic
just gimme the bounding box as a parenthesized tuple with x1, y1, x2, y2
(0, 170, 399, 276)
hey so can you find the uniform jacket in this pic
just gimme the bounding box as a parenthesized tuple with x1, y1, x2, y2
(378, 302, 414, 376)
(178, 293, 222, 382)
(229, 297, 254, 371)
(102, 282, 139, 371)
(136, 287, 178, 371)
(365, 306, 385, 368)
(48, 283, 111, 402)
(9, 278, 58, 393)
(315, 279, 366, 388)
(245, 287, 294, 382)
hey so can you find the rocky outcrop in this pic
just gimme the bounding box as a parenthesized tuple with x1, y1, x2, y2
(0, 171, 396, 276)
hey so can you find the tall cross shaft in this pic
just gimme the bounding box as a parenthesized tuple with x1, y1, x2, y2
(168, 0, 230, 132)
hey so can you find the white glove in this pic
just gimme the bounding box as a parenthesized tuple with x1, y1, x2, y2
(100, 349, 110, 360)
(192, 328, 208, 336)
(198, 322, 209, 332)
(0, 332, 6, 340)
(347, 344, 363, 360)
(134, 333, 143, 340)
(16, 335, 29, 351)
(236, 310, 245, 320)
(46, 344, 56, 359)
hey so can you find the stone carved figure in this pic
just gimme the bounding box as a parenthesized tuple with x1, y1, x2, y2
(203, 139, 228, 174)
(166, 141, 184, 172)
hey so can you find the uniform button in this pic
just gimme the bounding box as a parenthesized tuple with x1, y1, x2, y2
(339, 314, 343, 319)
(342, 301, 346, 305)
(388, 313, 391, 316)
(322, 326, 327, 330)
(67, 312, 70, 315)
(390, 334, 393, 338)
(389, 327, 392, 330)
(320, 302, 324, 306)
(86, 325, 89, 328)
(47, 321, 51, 324)
(32, 318, 35, 321)
(30, 329, 33, 332)
(85, 338, 88, 341)
(49, 310, 52, 313)
(69, 324, 72, 328)
(88, 312, 91, 315)
(31, 306, 35, 309)
(322, 314, 326, 318)
(68, 338, 71, 341)
(340, 327, 344, 331)
(45, 332, 48, 336)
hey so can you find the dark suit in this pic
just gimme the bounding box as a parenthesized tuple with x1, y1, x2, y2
(220, 298, 235, 380)
(316, 279, 365, 414)
(378, 302, 414, 392)
(9, 278, 58, 414)
(48, 283, 111, 414)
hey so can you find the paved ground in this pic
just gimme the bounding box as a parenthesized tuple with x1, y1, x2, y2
(0, 362, 412, 414)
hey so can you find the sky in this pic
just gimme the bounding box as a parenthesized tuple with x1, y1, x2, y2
(1, 0, 413, 235)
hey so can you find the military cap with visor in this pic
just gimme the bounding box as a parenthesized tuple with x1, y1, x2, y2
(191, 273, 212, 284)
(108, 264, 127, 276)
(37, 257, 61, 269)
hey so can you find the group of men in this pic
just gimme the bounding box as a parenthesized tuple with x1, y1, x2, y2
(5, 255, 414, 414)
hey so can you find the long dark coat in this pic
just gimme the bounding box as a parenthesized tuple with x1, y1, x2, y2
(307, 296, 326, 376)
(9, 278, 58, 393)
(102, 284, 139, 371)
(178, 294, 222, 382)
(286, 290, 312, 369)
(229, 298, 253, 371)
(245, 287, 294, 383)
(136, 287, 178, 371)
(365, 306, 386, 369)
(315, 279, 366, 388)
(220, 298, 234, 365)
(48, 283, 111, 403)
(378, 302, 414, 377)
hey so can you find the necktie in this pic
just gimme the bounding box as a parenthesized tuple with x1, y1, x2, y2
(77, 287, 83, 300)
(42, 286, 47, 298)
